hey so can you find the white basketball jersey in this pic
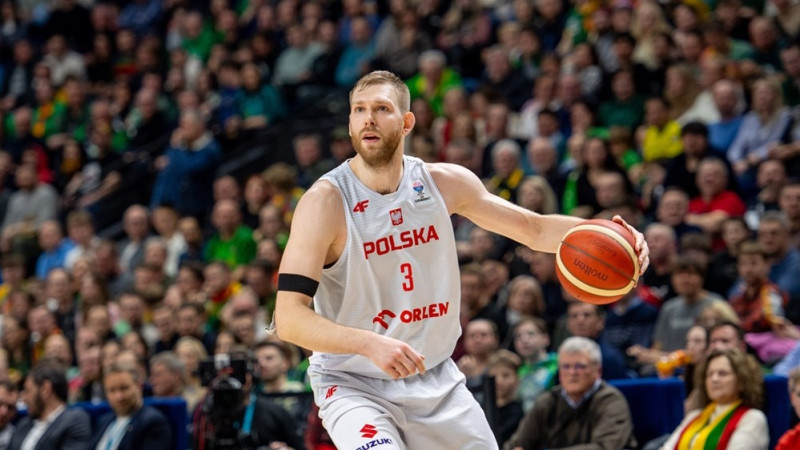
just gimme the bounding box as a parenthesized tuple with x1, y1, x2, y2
(311, 156, 461, 379)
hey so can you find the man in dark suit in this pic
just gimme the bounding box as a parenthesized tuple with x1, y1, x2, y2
(8, 359, 91, 450)
(89, 361, 172, 450)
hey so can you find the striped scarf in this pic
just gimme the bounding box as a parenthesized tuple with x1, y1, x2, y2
(675, 401, 750, 450)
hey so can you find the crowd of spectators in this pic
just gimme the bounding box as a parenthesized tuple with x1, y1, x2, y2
(0, 0, 798, 448)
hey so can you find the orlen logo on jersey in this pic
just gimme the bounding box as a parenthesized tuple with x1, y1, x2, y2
(363, 225, 439, 259)
(372, 302, 450, 329)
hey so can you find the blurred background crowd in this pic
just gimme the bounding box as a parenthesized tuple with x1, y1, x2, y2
(0, 0, 798, 447)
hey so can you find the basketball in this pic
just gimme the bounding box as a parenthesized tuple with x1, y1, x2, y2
(555, 219, 640, 305)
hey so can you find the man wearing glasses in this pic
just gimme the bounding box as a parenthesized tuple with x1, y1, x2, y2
(504, 337, 636, 450)
(0, 380, 17, 450)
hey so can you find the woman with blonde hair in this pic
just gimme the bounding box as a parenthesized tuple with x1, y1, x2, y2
(517, 176, 558, 215)
(631, 0, 672, 70)
(697, 299, 741, 329)
(660, 347, 768, 449)
(664, 63, 703, 123)
(175, 336, 208, 411)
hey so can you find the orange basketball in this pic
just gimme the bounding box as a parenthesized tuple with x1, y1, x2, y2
(555, 219, 640, 305)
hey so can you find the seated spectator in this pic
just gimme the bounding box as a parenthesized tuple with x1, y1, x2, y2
(660, 348, 768, 449)
(176, 303, 216, 355)
(706, 217, 751, 297)
(64, 210, 100, 270)
(728, 78, 792, 200)
(599, 68, 645, 131)
(778, 182, 800, 250)
(8, 359, 91, 450)
(604, 289, 658, 358)
(746, 159, 787, 223)
(655, 188, 704, 242)
(150, 110, 222, 219)
(527, 252, 566, 330)
(757, 211, 800, 300)
(457, 319, 501, 391)
(89, 361, 172, 450)
(685, 157, 746, 248)
(663, 122, 734, 200)
(148, 351, 196, 414)
(173, 337, 207, 414)
(776, 367, 800, 450)
(638, 96, 683, 162)
(566, 302, 633, 380)
(1, 315, 29, 384)
(0, 255, 28, 309)
(117, 205, 150, 275)
(640, 223, 678, 305)
(486, 140, 526, 204)
(334, 16, 375, 88)
(496, 275, 545, 348)
(630, 255, 723, 366)
(0, 380, 17, 450)
(1, 164, 58, 256)
(512, 317, 557, 413)
(34, 220, 74, 281)
(150, 204, 186, 278)
(489, 349, 524, 447)
(68, 346, 103, 404)
(504, 337, 637, 449)
(729, 241, 793, 335)
(709, 320, 748, 353)
(707, 79, 745, 153)
(152, 304, 178, 355)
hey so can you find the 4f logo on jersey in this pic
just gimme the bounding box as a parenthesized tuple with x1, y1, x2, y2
(389, 208, 403, 226)
(411, 180, 431, 203)
(372, 309, 396, 329)
(325, 385, 338, 399)
(353, 200, 369, 213)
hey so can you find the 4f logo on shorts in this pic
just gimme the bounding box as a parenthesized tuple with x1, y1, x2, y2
(389, 208, 403, 226)
(372, 309, 396, 329)
(325, 385, 338, 399)
(360, 424, 378, 439)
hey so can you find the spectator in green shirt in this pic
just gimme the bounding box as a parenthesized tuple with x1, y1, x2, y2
(406, 49, 463, 117)
(599, 69, 645, 131)
(204, 198, 256, 269)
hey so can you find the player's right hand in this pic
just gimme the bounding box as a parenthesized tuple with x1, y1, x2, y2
(365, 334, 426, 379)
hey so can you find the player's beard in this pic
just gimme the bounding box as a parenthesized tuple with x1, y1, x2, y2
(351, 125, 403, 169)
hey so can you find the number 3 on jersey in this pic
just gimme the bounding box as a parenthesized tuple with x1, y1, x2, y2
(400, 263, 414, 292)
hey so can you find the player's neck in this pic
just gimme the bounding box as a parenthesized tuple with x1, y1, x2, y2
(350, 154, 405, 195)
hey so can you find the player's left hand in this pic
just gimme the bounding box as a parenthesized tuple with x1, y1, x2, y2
(612, 215, 649, 275)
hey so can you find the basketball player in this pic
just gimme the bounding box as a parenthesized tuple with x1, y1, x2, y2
(274, 71, 650, 449)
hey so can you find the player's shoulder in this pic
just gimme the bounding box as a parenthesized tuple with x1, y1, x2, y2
(294, 179, 344, 219)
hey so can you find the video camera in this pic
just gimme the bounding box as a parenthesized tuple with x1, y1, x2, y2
(198, 354, 252, 450)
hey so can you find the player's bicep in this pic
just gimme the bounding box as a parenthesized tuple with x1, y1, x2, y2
(431, 163, 539, 242)
(277, 182, 343, 295)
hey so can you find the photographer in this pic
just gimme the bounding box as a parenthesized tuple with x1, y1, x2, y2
(192, 349, 305, 450)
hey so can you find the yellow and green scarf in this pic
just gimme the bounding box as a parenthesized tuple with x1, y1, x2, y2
(675, 401, 750, 450)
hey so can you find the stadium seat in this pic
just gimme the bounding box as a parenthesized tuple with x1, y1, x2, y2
(610, 377, 686, 445)
(764, 375, 791, 450)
